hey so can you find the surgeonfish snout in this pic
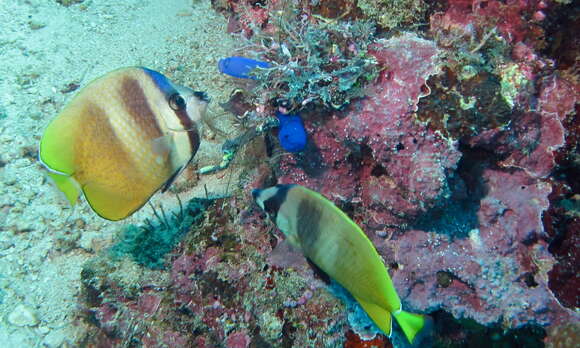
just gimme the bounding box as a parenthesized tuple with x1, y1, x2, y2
(252, 184, 427, 344)
(251, 189, 260, 201)
(40, 67, 208, 221)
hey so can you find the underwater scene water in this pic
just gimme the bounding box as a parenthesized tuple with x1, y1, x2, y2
(0, 0, 578, 347)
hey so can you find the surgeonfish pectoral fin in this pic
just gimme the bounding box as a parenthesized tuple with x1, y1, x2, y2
(47, 172, 81, 206)
(392, 309, 426, 344)
(353, 295, 392, 337)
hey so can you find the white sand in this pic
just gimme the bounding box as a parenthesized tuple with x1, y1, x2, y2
(0, 0, 241, 346)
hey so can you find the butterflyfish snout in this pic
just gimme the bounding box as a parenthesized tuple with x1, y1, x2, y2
(40, 67, 208, 221)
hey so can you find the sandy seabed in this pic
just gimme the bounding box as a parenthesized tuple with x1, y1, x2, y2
(0, 0, 240, 346)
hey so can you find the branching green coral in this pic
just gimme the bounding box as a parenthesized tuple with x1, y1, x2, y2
(242, 10, 378, 111)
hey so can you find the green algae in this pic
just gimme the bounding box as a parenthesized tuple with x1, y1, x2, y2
(109, 198, 213, 269)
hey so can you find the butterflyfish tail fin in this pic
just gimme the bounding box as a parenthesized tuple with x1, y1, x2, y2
(47, 172, 81, 206)
(353, 296, 393, 337)
(392, 309, 426, 344)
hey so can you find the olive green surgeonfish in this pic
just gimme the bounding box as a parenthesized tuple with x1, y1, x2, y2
(252, 184, 426, 344)
(39, 67, 209, 221)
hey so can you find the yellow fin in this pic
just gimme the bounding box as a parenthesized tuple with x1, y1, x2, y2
(353, 295, 392, 337)
(82, 180, 153, 221)
(47, 172, 81, 206)
(393, 310, 425, 344)
(39, 104, 83, 175)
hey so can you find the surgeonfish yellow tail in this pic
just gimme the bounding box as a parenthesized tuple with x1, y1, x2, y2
(252, 184, 427, 344)
(393, 309, 427, 343)
(40, 67, 209, 220)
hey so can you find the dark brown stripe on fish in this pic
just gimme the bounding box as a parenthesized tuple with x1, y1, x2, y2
(120, 76, 163, 139)
(173, 107, 200, 156)
(296, 197, 322, 255)
(75, 101, 135, 181)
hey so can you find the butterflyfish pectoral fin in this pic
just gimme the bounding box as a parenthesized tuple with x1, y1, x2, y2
(47, 172, 81, 206)
(392, 309, 426, 344)
(353, 295, 392, 337)
(151, 135, 174, 157)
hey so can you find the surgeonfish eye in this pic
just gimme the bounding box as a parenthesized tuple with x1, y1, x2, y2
(193, 91, 209, 102)
(168, 93, 186, 111)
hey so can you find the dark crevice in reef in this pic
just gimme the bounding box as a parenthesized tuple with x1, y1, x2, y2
(431, 310, 546, 348)
(540, 2, 580, 70)
(543, 104, 580, 309)
(410, 143, 498, 239)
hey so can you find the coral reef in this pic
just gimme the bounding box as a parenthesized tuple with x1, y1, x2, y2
(73, 0, 579, 347)
(78, 196, 350, 347)
(215, 1, 379, 111)
(357, 0, 427, 30)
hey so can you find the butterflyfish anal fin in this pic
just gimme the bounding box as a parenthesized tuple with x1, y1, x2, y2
(82, 180, 156, 221)
(47, 172, 81, 206)
(353, 295, 392, 337)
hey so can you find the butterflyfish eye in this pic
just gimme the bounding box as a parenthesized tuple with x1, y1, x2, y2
(168, 93, 186, 111)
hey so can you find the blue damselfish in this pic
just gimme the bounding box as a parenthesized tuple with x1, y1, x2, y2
(276, 111, 307, 153)
(218, 56, 270, 79)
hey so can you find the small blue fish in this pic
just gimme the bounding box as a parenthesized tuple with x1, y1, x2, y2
(276, 111, 307, 152)
(218, 56, 270, 79)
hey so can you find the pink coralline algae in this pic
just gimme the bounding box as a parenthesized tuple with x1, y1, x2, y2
(387, 169, 575, 327)
(498, 76, 578, 178)
(431, 0, 546, 45)
(278, 33, 461, 222)
(225, 331, 251, 348)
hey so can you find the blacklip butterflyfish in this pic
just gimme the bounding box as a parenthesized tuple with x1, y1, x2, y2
(39, 67, 209, 221)
(252, 184, 427, 344)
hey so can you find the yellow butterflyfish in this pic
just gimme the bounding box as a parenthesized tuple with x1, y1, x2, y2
(40, 67, 209, 221)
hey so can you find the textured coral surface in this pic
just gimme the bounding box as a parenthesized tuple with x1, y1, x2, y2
(75, 0, 579, 347)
